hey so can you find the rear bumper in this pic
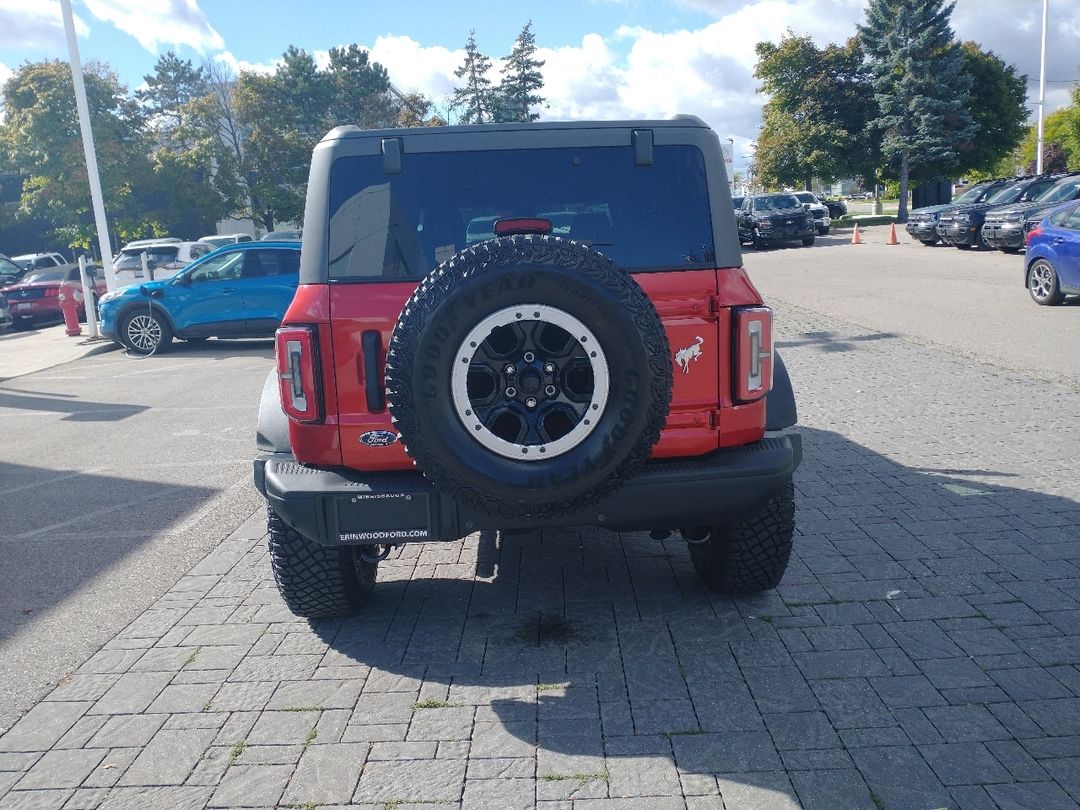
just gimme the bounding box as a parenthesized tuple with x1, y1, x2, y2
(254, 429, 802, 544)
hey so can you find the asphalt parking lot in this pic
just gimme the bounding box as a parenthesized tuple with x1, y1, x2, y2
(0, 240, 1077, 809)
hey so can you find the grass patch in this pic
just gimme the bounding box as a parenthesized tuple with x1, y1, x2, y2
(540, 770, 610, 785)
(758, 615, 775, 625)
(282, 706, 324, 712)
(228, 740, 246, 764)
(664, 728, 706, 736)
(303, 726, 318, 747)
(831, 216, 897, 229)
(182, 650, 199, 667)
(870, 791, 887, 810)
(413, 698, 460, 709)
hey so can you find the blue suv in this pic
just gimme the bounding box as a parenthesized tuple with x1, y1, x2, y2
(98, 242, 300, 353)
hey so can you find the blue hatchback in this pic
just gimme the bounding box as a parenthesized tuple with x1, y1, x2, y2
(1025, 201, 1080, 306)
(98, 242, 300, 353)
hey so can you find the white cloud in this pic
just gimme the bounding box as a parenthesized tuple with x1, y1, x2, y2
(0, 0, 88, 49)
(81, 0, 223, 54)
(213, 50, 277, 76)
(367, 35, 463, 100)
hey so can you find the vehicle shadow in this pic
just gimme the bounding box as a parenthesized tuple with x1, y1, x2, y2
(308, 426, 1079, 806)
(0, 390, 149, 422)
(0, 460, 217, 646)
(164, 338, 275, 361)
(776, 329, 900, 353)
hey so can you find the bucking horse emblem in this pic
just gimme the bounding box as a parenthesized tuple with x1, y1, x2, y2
(674, 336, 705, 373)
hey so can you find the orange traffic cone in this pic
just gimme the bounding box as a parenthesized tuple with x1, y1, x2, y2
(851, 223, 862, 244)
(886, 223, 899, 245)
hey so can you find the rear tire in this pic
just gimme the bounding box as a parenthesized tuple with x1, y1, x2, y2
(1028, 259, 1064, 306)
(266, 506, 377, 618)
(801, 236, 815, 247)
(688, 481, 795, 593)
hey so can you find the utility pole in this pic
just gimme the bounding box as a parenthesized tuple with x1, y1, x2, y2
(1036, 0, 1049, 174)
(60, 0, 116, 291)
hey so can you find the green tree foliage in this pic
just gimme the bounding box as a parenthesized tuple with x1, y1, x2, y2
(453, 31, 496, 124)
(956, 42, 1028, 175)
(859, 0, 975, 220)
(754, 33, 879, 190)
(327, 44, 396, 129)
(495, 21, 545, 123)
(0, 59, 157, 246)
(138, 51, 207, 149)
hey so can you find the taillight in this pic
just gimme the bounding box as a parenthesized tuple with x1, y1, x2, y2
(276, 326, 323, 423)
(734, 306, 773, 403)
(1025, 224, 1043, 244)
(45, 287, 59, 297)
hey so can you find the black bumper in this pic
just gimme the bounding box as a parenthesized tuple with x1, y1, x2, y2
(905, 222, 938, 242)
(940, 223, 978, 245)
(254, 429, 802, 545)
(981, 223, 1024, 249)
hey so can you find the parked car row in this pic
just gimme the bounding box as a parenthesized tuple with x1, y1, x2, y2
(906, 173, 1080, 253)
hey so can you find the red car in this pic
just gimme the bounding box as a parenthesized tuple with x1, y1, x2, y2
(1, 264, 108, 329)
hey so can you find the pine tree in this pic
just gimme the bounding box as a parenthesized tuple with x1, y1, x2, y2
(495, 21, 545, 123)
(858, 0, 975, 221)
(452, 31, 495, 125)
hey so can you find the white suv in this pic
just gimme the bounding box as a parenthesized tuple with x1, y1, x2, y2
(792, 192, 832, 235)
(113, 240, 214, 286)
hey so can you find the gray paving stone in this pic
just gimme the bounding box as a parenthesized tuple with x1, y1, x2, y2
(607, 752, 681, 797)
(0, 703, 92, 753)
(986, 780, 1079, 810)
(87, 673, 172, 716)
(354, 758, 467, 803)
(96, 785, 213, 810)
(13, 750, 105, 790)
(244, 710, 319, 746)
(406, 706, 475, 741)
(279, 742, 368, 804)
(919, 741, 1013, 785)
(793, 649, 890, 679)
(922, 705, 1012, 743)
(207, 763, 291, 807)
(810, 679, 894, 729)
(789, 768, 875, 810)
(0, 789, 74, 809)
(850, 745, 951, 810)
(917, 657, 995, 689)
(989, 667, 1072, 701)
(1020, 698, 1080, 736)
(869, 675, 947, 709)
(671, 732, 781, 773)
(764, 711, 841, 751)
(709, 771, 797, 809)
(463, 776, 535, 809)
(116, 727, 217, 786)
(744, 668, 818, 714)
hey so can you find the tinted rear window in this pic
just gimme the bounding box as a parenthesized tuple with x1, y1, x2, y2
(327, 145, 714, 280)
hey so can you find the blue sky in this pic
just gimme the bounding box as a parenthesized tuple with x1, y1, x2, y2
(1, 1, 1078, 173)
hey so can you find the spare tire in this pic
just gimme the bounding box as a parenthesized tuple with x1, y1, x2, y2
(386, 234, 672, 518)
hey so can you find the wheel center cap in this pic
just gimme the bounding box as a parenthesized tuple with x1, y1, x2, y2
(519, 369, 542, 393)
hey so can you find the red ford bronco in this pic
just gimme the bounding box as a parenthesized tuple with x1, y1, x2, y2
(254, 116, 801, 617)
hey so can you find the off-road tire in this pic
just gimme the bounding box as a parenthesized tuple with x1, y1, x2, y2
(801, 236, 815, 247)
(689, 481, 795, 593)
(386, 234, 672, 519)
(266, 506, 377, 618)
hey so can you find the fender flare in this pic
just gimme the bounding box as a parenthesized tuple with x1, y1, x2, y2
(256, 369, 291, 453)
(765, 351, 798, 430)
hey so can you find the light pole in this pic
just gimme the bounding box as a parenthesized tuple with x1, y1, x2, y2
(1036, 0, 1049, 174)
(60, 0, 116, 291)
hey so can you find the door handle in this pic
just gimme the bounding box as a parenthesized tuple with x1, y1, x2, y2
(219, 287, 237, 293)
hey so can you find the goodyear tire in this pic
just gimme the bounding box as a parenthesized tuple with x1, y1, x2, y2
(688, 481, 795, 593)
(386, 234, 672, 519)
(267, 506, 377, 618)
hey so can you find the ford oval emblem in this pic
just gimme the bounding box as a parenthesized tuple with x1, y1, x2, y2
(359, 430, 399, 447)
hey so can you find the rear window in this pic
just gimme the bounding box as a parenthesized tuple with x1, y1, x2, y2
(327, 145, 715, 280)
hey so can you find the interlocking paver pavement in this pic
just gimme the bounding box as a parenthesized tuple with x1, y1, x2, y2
(1, 302, 1078, 808)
